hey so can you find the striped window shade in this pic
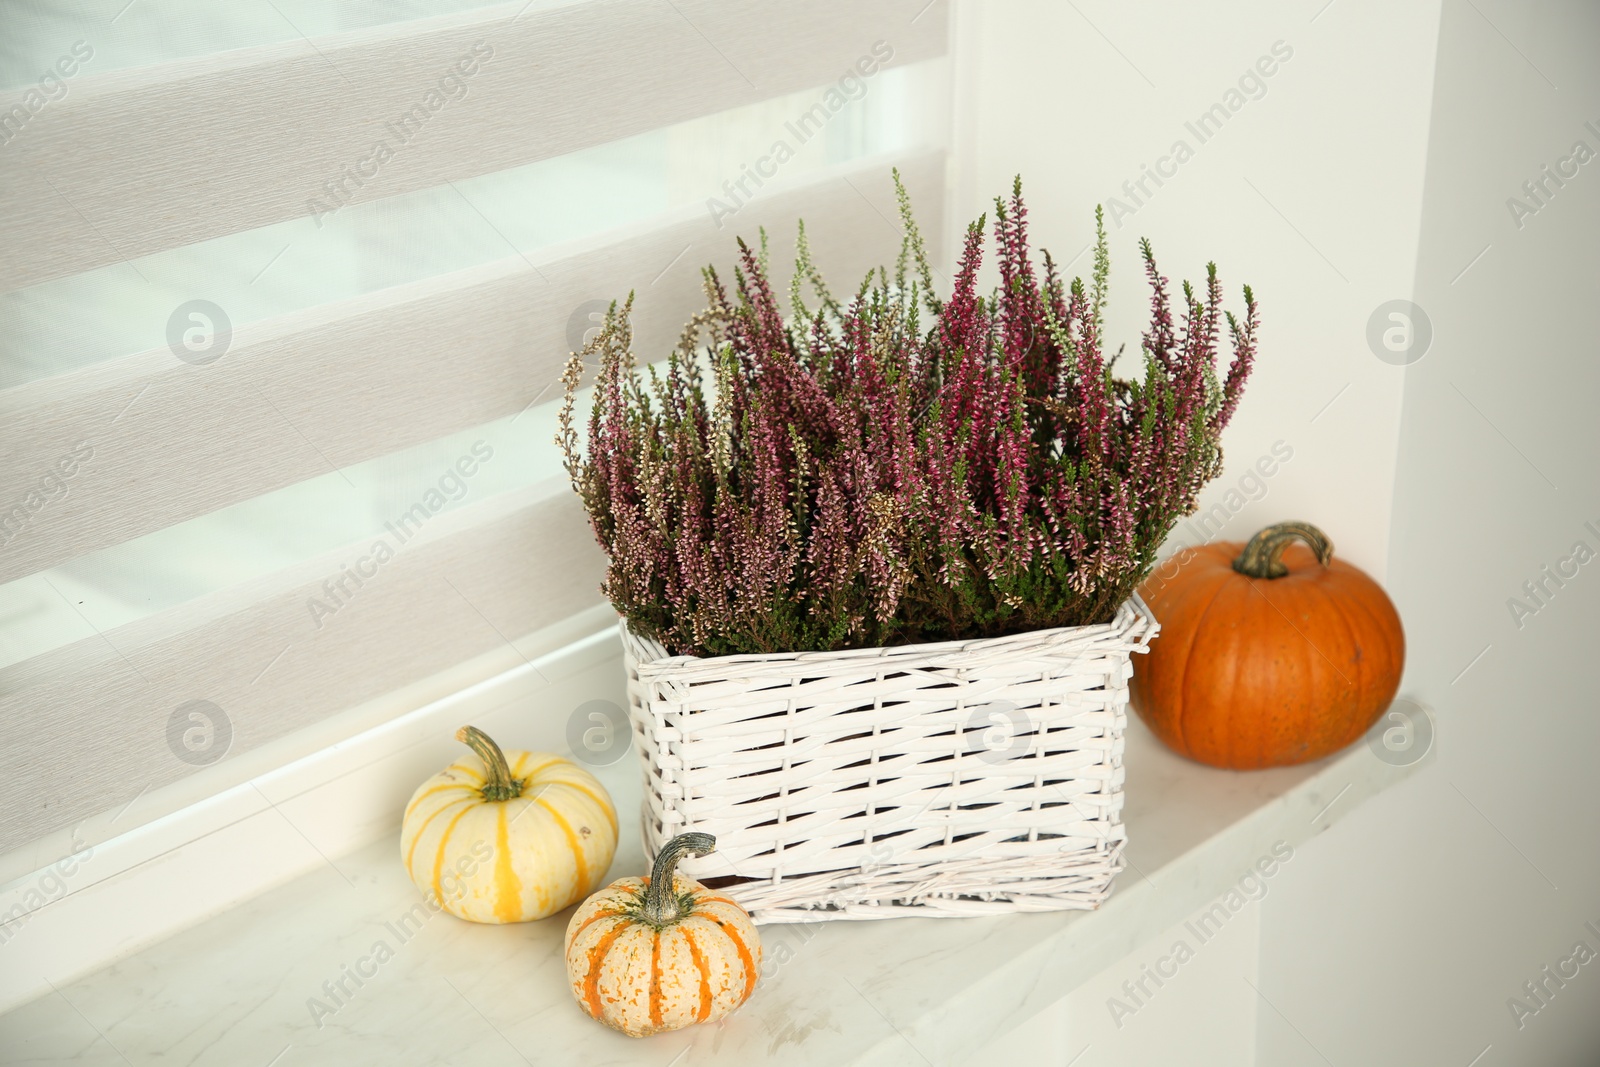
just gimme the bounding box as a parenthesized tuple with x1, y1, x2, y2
(0, 0, 950, 858)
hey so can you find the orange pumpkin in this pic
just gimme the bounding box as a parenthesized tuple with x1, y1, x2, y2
(564, 832, 761, 1037)
(1130, 521, 1405, 769)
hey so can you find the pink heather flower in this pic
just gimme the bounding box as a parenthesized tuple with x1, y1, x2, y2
(558, 171, 1258, 656)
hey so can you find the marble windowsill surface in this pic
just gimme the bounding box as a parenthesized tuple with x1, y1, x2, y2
(0, 710, 1422, 1067)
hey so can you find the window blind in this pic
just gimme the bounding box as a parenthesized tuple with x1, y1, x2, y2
(0, 0, 949, 856)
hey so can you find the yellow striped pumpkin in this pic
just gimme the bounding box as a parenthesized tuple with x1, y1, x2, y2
(400, 725, 617, 923)
(564, 833, 761, 1037)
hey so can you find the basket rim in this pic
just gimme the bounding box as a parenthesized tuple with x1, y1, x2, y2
(622, 591, 1158, 674)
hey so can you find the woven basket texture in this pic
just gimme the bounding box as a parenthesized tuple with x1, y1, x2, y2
(622, 595, 1158, 923)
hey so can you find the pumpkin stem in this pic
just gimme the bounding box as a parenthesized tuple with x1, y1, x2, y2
(642, 832, 716, 925)
(1232, 521, 1335, 579)
(455, 725, 523, 802)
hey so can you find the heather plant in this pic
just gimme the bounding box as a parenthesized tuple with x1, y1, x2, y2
(558, 173, 1257, 657)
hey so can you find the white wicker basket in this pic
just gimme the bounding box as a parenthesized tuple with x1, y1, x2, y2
(621, 595, 1158, 924)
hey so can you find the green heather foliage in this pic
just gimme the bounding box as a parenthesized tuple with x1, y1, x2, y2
(558, 173, 1257, 656)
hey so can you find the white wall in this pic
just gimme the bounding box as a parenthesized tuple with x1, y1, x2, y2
(1257, 2, 1600, 1064)
(952, 1, 1445, 1059)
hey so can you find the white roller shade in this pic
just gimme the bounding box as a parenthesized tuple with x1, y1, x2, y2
(0, 0, 949, 857)
(0, 153, 947, 853)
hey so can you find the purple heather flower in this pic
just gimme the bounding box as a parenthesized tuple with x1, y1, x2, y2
(557, 172, 1258, 656)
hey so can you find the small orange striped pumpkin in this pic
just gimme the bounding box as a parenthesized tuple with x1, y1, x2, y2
(564, 833, 761, 1037)
(400, 725, 617, 923)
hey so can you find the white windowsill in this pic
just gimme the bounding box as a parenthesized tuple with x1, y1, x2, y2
(0, 625, 1424, 1065)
